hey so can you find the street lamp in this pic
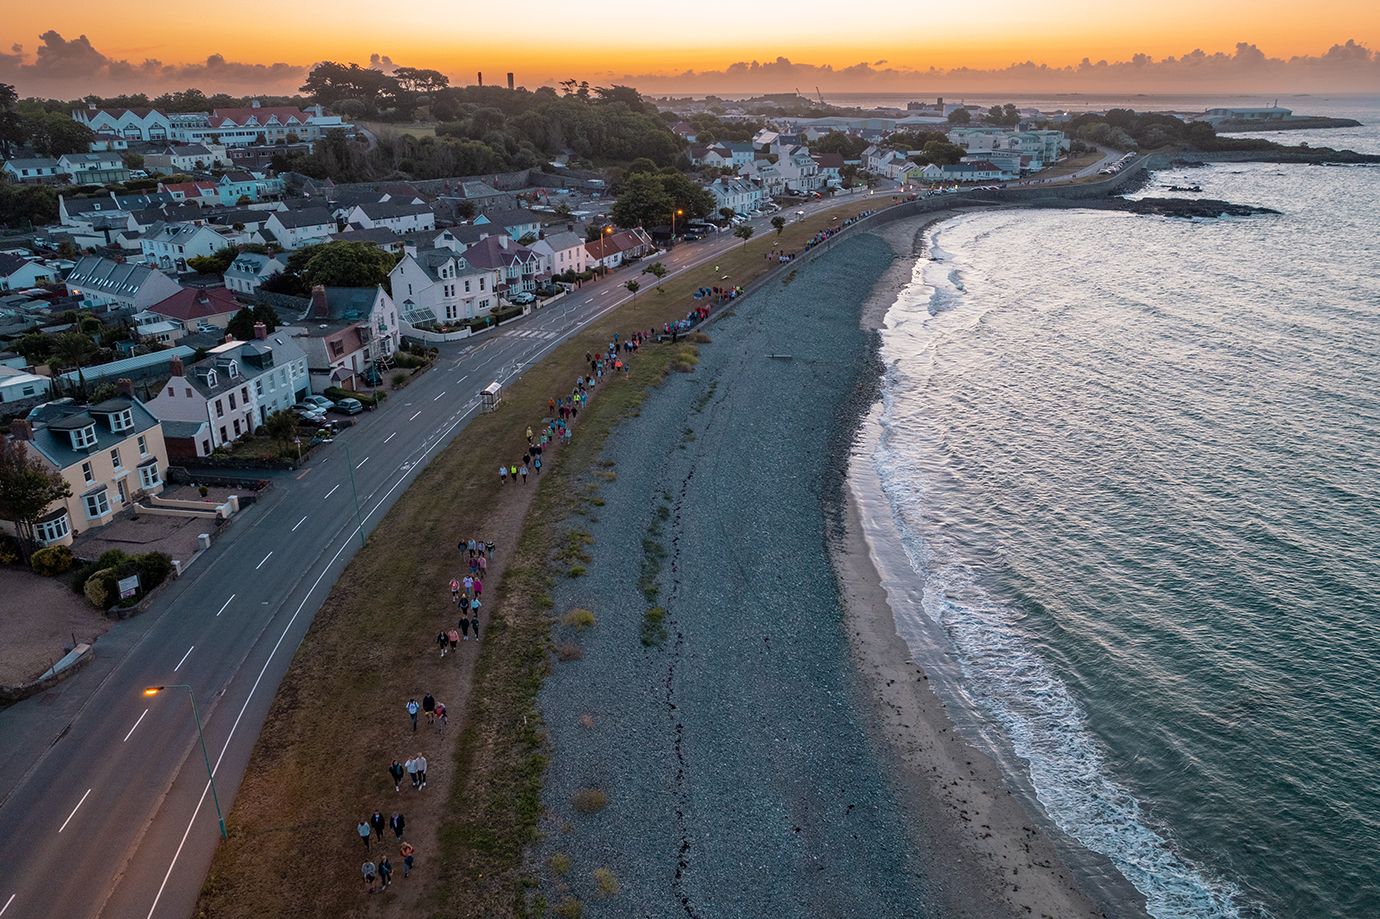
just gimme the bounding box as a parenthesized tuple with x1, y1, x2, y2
(599, 224, 614, 265)
(143, 684, 227, 839)
(671, 207, 684, 239)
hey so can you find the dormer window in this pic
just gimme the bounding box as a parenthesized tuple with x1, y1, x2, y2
(110, 409, 134, 433)
(70, 424, 98, 450)
(226, 361, 239, 378)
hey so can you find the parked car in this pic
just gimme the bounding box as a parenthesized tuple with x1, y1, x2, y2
(302, 395, 335, 411)
(509, 291, 536, 305)
(334, 397, 364, 415)
(294, 403, 326, 420)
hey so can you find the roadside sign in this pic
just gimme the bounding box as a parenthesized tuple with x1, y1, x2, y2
(118, 574, 141, 600)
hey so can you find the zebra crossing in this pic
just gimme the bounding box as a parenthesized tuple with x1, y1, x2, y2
(505, 328, 559, 340)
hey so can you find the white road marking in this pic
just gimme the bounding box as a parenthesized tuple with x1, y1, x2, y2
(324, 484, 340, 499)
(409, 410, 422, 421)
(0, 894, 13, 916)
(173, 646, 194, 672)
(384, 432, 396, 443)
(291, 515, 308, 532)
(432, 391, 446, 401)
(255, 551, 273, 570)
(355, 456, 369, 469)
(58, 788, 92, 833)
(215, 594, 234, 617)
(457, 374, 468, 383)
(123, 709, 149, 743)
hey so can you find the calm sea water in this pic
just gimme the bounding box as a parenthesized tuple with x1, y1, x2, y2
(862, 103, 1380, 918)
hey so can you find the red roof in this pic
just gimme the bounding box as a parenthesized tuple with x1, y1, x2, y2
(211, 107, 310, 127)
(149, 286, 241, 321)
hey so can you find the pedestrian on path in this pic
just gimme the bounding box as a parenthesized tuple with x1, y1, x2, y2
(459, 615, 470, 640)
(499, 465, 508, 485)
(478, 554, 488, 575)
(400, 841, 416, 878)
(406, 756, 419, 788)
(447, 627, 460, 652)
(436, 702, 448, 735)
(519, 463, 529, 483)
(470, 608, 481, 641)
(406, 698, 419, 732)
(415, 753, 428, 788)
(379, 855, 393, 889)
(422, 693, 436, 726)
(358, 819, 372, 849)
(449, 579, 460, 603)
(362, 860, 377, 893)
(370, 810, 385, 840)
(390, 811, 406, 840)
(534, 456, 542, 475)
(473, 577, 482, 597)
(486, 540, 495, 558)
(436, 629, 448, 657)
(526, 426, 534, 444)
(388, 759, 405, 792)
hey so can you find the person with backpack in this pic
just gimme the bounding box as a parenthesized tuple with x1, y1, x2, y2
(422, 693, 436, 726)
(406, 698, 419, 733)
(388, 759, 405, 792)
(390, 811, 406, 839)
(400, 841, 416, 878)
(357, 819, 372, 850)
(362, 859, 377, 893)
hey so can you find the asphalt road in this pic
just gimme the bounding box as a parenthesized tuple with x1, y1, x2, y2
(0, 190, 865, 919)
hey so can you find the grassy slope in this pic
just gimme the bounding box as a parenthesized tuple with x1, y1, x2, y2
(196, 198, 881, 919)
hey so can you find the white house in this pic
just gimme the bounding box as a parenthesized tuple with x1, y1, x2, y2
(0, 253, 56, 291)
(224, 252, 286, 296)
(265, 208, 337, 250)
(139, 222, 234, 272)
(64, 256, 183, 310)
(391, 249, 498, 325)
(2, 158, 61, 183)
(473, 208, 544, 242)
(345, 201, 436, 235)
(530, 231, 589, 278)
(0, 366, 50, 404)
(291, 286, 400, 391)
(461, 235, 543, 296)
(738, 160, 785, 197)
(72, 107, 174, 142)
(57, 153, 129, 185)
(775, 147, 824, 193)
(144, 144, 231, 174)
(705, 177, 764, 216)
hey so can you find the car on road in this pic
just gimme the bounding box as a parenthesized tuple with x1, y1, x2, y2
(509, 291, 536, 305)
(682, 230, 704, 241)
(334, 397, 364, 415)
(302, 395, 335, 412)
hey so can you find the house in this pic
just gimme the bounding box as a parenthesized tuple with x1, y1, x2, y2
(0, 253, 56, 291)
(64, 256, 183, 310)
(2, 157, 61, 183)
(166, 103, 352, 147)
(71, 107, 174, 142)
(672, 121, 698, 142)
(147, 286, 243, 334)
(144, 144, 231, 174)
(157, 180, 221, 206)
(0, 366, 50, 404)
(935, 161, 1005, 182)
(57, 153, 129, 185)
(775, 146, 824, 193)
(811, 152, 845, 186)
(473, 208, 545, 242)
(345, 201, 436, 235)
(217, 170, 283, 206)
(705, 177, 763, 217)
(224, 253, 287, 296)
(139, 222, 234, 271)
(390, 249, 498, 326)
(739, 159, 785, 196)
(290, 285, 399, 390)
(4, 391, 169, 547)
(530, 231, 589, 278)
(264, 208, 337, 250)
(585, 235, 623, 271)
(719, 142, 758, 167)
(461, 235, 543, 296)
(147, 328, 310, 452)
(605, 228, 656, 261)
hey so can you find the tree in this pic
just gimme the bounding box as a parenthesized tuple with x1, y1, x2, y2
(392, 67, 449, 94)
(947, 108, 971, 125)
(51, 332, 96, 371)
(0, 184, 59, 229)
(718, 207, 736, 221)
(623, 280, 640, 299)
(0, 438, 71, 562)
(300, 241, 396, 289)
(813, 131, 868, 159)
(0, 82, 22, 158)
(734, 225, 754, 247)
(611, 172, 673, 229)
(186, 246, 238, 275)
(226, 304, 280, 340)
(22, 111, 94, 156)
(985, 104, 1020, 127)
(263, 410, 298, 457)
(642, 261, 667, 281)
(771, 216, 786, 236)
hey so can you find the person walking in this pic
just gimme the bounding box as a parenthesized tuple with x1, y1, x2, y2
(378, 855, 393, 890)
(519, 463, 529, 484)
(370, 810, 385, 841)
(406, 698, 419, 733)
(463, 575, 473, 596)
(509, 463, 518, 482)
(486, 540, 495, 559)
(415, 752, 428, 788)
(478, 554, 488, 576)
(390, 811, 406, 840)
(449, 578, 460, 603)
(400, 841, 416, 878)
(499, 465, 508, 485)
(459, 614, 470, 640)
(436, 629, 448, 657)
(436, 702, 448, 735)
(357, 819, 372, 850)
(388, 759, 405, 792)
(534, 455, 542, 475)
(447, 627, 459, 653)
(473, 577, 482, 598)
(362, 859, 377, 894)
(526, 426, 534, 445)
(406, 756, 419, 789)
(422, 693, 436, 726)
(467, 538, 477, 558)
(470, 607, 481, 642)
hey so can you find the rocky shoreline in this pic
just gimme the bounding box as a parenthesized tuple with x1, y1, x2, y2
(1216, 115, 1361, 132)
(1097, 196, 1280, 218)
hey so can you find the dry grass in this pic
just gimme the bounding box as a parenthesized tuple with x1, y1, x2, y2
(548, 852, 571, 876)
(555, 641, 584, 662)
(561, 608, 596, 629)
(571, 788, 608, 814)
(195, 195, 884, 919)
(578, 713, 595, 729)
(593, 867, 620, 897)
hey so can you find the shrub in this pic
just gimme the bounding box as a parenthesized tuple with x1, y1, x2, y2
(30, 545, 74, 576)
(391, 371, 407, 389)
(556, 641, 583, 662)
(641, 606, 667, 647)
(593, 867, 620, 897)
(553, 898, 583, 919)
(548, 852, 571, 876)
(561, 608, 596, 629)
(73, 549, 131, 595)
(0, 536, 21, 567)
(567, 564, 586, 578)
(134, 552, 174, 591)
(83, 567, 117, 608)
(572, 788, 607, 814)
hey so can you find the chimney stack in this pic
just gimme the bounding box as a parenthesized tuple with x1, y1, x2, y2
(10, 419, 33, 441)
(254, 321, 268, 340)
(115, 377, 134, 398)
(224, 333, 234, 344)
(170, 356, 185, 377)
(507, 73, 515, 91)
(477, 72, 483, 87)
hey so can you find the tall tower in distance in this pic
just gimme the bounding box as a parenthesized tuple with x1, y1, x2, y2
(477, 72, 484, 87)
(507, 72, 515, 91)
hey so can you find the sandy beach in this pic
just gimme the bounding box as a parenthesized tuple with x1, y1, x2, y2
(530, 209, 1124, 917)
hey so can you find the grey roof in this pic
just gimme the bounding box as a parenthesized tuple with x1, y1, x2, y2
(434, 225, 497, 246)
(477, 207, 544, 230)
(539, 231, 585, 251)
(356, 200, 433, 220)
(111, 191, 178, 210)
(55, 346, 195, 386)
(209, 208, 275, 227)
(181, 337, 306, 399)
(455, 180, 503, 199)
(270, 207, 335, 229)
(316, 287, 378, 321)
(25, 397, 161, 471)
(333, 227, 399, 244)
(224, 252, 282, 280)
(4, 157, 60, 170)
(65, 256, 175, 297)
(161, 419, 208, 439)
(0, 253, 39, 276)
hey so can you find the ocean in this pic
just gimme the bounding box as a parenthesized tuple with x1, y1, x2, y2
(854, 99, 1380, 918)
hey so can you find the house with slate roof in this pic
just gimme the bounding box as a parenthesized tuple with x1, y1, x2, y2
(264, 207, 337, 249)
(390, 248, 498, 325)
(64, 256, 182, 310)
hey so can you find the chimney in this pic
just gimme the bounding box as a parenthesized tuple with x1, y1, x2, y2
(477, 71, 483, 87)
(9, 419, 33, 441)
(254, 321, 268, 340)
(170, 356, 185, 377)
(115, 377, 134, 398)
(507, 72, 515, 91)
(224, 333, 234, 344)
(196, 289, 210, 305)
(309, 283, 329, 320)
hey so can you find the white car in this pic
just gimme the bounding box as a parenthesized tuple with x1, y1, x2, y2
(302, 395, 335, 412)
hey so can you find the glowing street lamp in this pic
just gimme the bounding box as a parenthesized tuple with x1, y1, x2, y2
(144, 684, 227, 839)
(671, 207, 684, 238)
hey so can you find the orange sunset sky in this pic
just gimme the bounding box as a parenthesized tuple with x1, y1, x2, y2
(3, 0, 1379, 95)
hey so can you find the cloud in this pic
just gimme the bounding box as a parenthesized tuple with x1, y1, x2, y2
(0, 30, 309, 97)
(613, 41, 1380, 94)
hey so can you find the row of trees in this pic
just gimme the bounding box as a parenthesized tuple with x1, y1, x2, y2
(610, 162, 716, 229)
(260, 241, 399, 296)
(0, 82, 95, 158)
(300, 62, 450, 120)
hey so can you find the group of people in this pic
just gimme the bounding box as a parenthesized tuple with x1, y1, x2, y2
(357, 809, 416, 893)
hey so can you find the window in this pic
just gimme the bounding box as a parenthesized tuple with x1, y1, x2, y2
(464, 279, 471, 292)
(137, 435, 148, 456)
(256, 380, 264, 396)
(117, 479, 129, 505)
(84, 490, 111, 520)
(110, 447, 122, 469)
(479, 277, 486, 291)
(70, 424, 97, 450)
(233, 418, 242, 436)
(215, 400, 225, 418)
(241, 386, 249, 402)
(218, 426, 227, 443)
(185, 387, 192, 397)
(81, 461, 95, 484)
(110, 408, 133, 433)
(139, 463, 161, 489)
(35, 514, 70, 545)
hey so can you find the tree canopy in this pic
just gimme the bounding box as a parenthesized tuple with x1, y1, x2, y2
(0, 439, 71, 559)
(263, 241, 397, 295)
(612, 170, 714, 228)
(227, 304, 281, 340)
